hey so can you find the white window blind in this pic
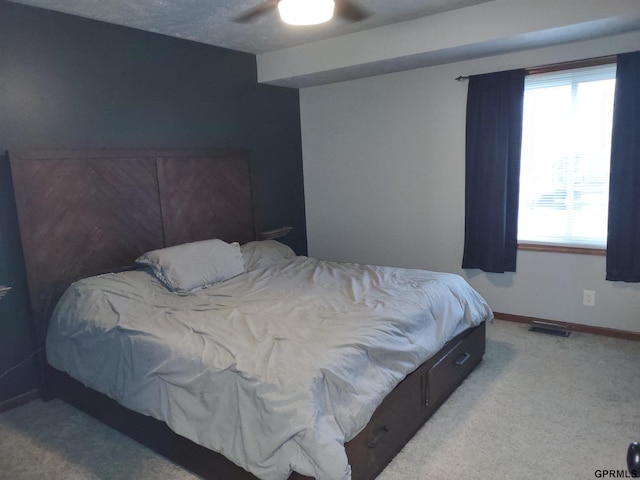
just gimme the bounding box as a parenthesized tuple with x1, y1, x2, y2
(518, 63, 616, 248)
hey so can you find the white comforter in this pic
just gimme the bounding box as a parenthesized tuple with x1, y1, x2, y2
(47, 242, 493, 480)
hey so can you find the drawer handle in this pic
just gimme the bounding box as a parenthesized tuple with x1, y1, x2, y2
(366, 425, 390, 449)
(454, 352, 471, 366)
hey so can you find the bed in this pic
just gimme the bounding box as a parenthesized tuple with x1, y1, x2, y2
(9, 148, 492, 480)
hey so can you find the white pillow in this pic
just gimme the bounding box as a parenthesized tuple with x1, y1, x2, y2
(136, 239, 245, 293)
(241, 240, 297, 271)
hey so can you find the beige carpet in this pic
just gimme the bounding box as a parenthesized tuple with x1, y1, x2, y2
(1, 320, 638, 479)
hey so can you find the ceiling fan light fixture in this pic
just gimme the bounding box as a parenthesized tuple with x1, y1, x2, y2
(278, 0, 335, 26)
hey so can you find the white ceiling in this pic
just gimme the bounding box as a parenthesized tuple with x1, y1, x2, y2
(9, 0, 640, 87)
(9, 0, 492, 54)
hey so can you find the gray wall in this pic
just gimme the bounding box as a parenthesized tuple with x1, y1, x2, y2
(0, 1, 306, 403)
(301, 32, 640, 333)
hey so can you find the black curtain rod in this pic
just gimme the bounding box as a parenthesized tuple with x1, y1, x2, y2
(455, 54, 617, 81)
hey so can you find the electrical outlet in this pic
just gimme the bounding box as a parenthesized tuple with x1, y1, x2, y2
(583, 290, 595, 306)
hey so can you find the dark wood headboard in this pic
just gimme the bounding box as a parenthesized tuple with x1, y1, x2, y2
(9, 148, 256, 352)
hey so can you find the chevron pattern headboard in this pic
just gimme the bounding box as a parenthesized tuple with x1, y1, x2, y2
(9, 148, 256, 352)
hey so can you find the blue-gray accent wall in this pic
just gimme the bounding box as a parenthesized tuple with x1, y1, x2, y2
(0, 1, 306, 404)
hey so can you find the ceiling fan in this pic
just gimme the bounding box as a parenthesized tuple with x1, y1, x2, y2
(234, 0, 370, 26)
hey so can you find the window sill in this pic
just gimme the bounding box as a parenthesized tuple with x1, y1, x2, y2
(518, 243, 606, 256)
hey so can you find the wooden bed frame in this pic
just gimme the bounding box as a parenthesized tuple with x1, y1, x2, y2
(9, 148, 485, 480)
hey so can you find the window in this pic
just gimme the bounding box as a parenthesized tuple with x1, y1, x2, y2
(518, 63, 616, 249)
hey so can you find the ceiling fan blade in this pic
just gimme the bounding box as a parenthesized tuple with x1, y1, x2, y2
(233, 0, 279, 23)
(334, 0, 370, 22)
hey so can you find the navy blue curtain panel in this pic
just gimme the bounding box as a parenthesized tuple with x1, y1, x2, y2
(606, 51, 640, 282)
(462, 69, 525, 273)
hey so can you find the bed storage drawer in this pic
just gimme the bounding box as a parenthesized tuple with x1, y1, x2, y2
(424, 322, 485, 409)
(346, 375, 418, 480)
(346, 322, 485, 480)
